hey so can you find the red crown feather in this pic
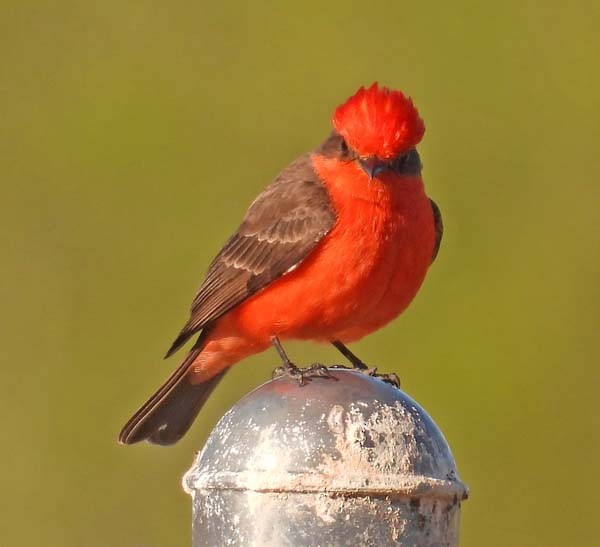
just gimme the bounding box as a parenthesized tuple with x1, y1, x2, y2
(332, 83, 425, 160)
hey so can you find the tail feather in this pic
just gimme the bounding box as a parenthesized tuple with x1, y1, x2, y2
(119, 334, 227, 445)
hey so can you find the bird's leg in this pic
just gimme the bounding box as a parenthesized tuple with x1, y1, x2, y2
(331, 341, 369, 370)
(331, 340, 401, 388)
(271, 336, 333, 386)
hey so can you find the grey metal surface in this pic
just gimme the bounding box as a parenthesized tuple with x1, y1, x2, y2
(184, 369, 468, 546)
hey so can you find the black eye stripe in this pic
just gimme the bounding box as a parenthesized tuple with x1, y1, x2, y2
(393, 149, 422, 176)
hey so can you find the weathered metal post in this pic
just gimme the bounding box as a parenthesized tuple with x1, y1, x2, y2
(183, 369, 468, 546)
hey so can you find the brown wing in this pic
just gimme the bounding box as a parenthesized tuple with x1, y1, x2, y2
(165, 154, 336, 357)
(429, 198, 443, 263)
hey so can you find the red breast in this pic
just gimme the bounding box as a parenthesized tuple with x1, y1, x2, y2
(228, 155, 435, 343)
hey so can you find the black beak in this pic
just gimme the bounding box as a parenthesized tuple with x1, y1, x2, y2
(358, 157, 388, 179)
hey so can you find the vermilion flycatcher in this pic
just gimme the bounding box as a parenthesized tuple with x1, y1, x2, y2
(119, 83, 443, 445)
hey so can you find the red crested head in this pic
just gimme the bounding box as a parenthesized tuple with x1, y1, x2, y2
(332, 83, 425, 160)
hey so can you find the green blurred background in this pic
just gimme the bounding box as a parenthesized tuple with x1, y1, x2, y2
(2, 1, 599, 545)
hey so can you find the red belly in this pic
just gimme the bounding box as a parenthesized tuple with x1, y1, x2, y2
(230, 156, 436, 343)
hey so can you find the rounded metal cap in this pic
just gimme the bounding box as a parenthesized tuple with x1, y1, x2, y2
(185, 369, 467, 500)
(184, 369, 468, 546)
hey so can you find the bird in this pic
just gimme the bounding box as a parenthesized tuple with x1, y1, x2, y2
(119, 83, 443, 445)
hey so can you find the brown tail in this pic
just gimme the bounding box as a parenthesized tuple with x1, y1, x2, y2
(118, 335, 227, 446)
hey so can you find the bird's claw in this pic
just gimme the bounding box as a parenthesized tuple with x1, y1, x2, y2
(372, 370, 401, 388)
(272, 362, 336, 386)
(330, 363, 401, 388)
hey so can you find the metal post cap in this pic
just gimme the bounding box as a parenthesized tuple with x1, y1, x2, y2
(184, 369, 468, 547)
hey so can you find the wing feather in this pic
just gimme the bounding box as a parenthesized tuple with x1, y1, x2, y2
(166, 154, 336, 357)
(429, 198, 443, 263)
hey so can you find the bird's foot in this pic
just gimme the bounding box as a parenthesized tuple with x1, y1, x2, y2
(331, 363, 401, 388)
(371, 369, 401, 388)
(272, 362, 335, 386)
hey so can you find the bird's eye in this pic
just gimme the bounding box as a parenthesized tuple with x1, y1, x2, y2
(340, 139, 349, 155)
